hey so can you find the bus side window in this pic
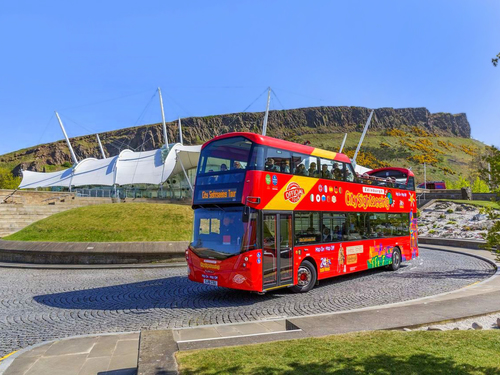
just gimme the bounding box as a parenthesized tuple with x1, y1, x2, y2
(332, 162, 344, 181)
(407, 176, 415, 190)
(345, 163, 356, 182)
(265, 148, 291, 173)
(322, 213, 345, 242)
(346, 213, 363, 240)
(292, 154, 307, 176)
(302, 156, 319, 177)
(248, 145, 265, 170)
(295, 212, 320, 244)
(319, 158, 334, 180)
(369, 213, 388, 238)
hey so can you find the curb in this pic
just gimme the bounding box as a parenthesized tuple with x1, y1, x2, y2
(0, 261, 187, 270)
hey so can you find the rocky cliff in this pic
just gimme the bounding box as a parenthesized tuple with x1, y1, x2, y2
(1, 106, 471, 174)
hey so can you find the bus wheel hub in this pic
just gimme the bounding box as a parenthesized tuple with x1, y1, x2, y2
(298, 268, 311, 285)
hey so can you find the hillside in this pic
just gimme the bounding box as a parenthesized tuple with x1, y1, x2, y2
(0, 106, 486, 183)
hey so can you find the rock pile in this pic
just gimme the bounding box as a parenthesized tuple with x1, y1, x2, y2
(418, 201, 498, 240)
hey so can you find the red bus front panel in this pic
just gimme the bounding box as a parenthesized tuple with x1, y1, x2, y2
(187, 248, 264, 292)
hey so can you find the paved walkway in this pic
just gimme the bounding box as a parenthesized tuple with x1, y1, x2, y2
(1, 245, 499, 375)
(1, 333, 139, 375)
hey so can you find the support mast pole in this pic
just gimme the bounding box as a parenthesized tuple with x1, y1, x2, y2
(262, 87, 271, 136)
(352, 110, 374, 166)
(177, 150, 193, 192)
(339, 133, 348, 153)
(55, 111, 78, 165)
(158, 87, 169, 151)
(178, 117, 183, 144)
(96, 134, 106, 159)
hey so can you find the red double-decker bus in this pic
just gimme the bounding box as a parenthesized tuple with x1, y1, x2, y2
(186, 132, 418, 293)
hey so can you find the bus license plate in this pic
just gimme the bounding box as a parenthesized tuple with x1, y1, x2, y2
(204, 279, 218, 286)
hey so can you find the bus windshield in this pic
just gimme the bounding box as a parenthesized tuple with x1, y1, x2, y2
(196, 137, 253, 186)
(190, 207, 258, 260)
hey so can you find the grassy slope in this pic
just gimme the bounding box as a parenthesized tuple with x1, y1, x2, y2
(0, 130, 487, 185)
(291, 131, 486, 184)
(4, 203, 193, 242)
(177, 330, 500, 375)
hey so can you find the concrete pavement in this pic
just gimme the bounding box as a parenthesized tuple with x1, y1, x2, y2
(0, 333, 139, 375)
(1, 245, 499, 375)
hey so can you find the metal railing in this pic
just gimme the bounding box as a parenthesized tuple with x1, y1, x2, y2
(73, 187, 193, 200)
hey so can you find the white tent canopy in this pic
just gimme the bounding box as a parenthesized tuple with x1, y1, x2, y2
(19, 143, 201, 189)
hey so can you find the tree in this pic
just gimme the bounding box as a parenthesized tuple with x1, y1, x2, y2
(480, 147, 500, 260)
(471, 177, 490, 193)
(480, 146, 500, 191)
(0, 168, 21, 189)
(493, 53, 500, 67)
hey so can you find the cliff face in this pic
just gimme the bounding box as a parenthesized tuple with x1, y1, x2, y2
(1, 106, 471, 175)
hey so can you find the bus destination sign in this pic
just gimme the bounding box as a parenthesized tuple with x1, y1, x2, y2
(199, 188, 238, 201)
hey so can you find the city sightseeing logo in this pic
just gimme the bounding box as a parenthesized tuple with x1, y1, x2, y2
(284, 182, 305, 204)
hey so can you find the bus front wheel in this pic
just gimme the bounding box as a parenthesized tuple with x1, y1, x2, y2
(388, 248, 401, 271)
(291, 260, 317, 293)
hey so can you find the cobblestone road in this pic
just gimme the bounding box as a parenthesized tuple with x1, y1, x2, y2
(0, 248, 495, 356)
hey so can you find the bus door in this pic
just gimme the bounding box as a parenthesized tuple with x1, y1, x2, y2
(262, 212, 294, 290)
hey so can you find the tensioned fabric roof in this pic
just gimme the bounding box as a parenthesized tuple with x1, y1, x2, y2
(19, 143, 201, 189)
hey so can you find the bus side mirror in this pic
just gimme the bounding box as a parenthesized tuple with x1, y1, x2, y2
(242, 206, 250, 223)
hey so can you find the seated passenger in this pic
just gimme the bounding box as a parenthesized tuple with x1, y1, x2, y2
(295, 164, 307, 176)
(322, 227, 332, 242)
(334, 225, 342, 240)
(308, 162, 319, 177)
(232, 161, 243, 170)
(321, 164, 332, 179)
(332, 164, 343, 180)
(220, 163, 228, 172)
(346, 169, 354, 182)
(280, 160, 290, 173)
(265, 158, 279, 172)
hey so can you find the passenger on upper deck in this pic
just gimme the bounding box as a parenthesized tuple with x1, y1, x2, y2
(280, 160, 290, 173)
(332, 163, 342, 180)
(346, 169, 355, 182)
(295, 164, 307, 176)
(265, 158, 279, 172)
(321, 164, 332, 179)
(308, 162, 319, 177)
(232, 161, 243, 170)
(220, 163, 228, 172)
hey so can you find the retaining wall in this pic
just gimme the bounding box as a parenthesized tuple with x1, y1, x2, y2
(0, 240, 189, 264)
(419, 237, 488, 250)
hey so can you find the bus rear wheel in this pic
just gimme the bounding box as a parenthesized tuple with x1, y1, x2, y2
(291, 260, 317, 293)
(388, 247, 401, 271)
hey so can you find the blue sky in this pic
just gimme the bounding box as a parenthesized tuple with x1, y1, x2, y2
(1, 0, 499, 155)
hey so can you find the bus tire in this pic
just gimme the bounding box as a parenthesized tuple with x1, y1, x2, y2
(291, 260, 317, 293)
(389, 247, 401, 271)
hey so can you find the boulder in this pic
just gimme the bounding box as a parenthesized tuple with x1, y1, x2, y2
(427, 326, 443, 331)
(472, 322, 483, 330)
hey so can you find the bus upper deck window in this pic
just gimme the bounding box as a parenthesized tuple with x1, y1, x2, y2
(265, 148, 292, 174)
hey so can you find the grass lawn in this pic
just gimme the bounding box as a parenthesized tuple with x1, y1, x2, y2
(4, 203, 193, 242)
(438, 199, 500, 210)
(176, 330, 500, 374)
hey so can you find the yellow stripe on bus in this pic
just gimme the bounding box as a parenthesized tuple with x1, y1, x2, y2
(264, 176, 318, 210)
(311, 148, 337, 160)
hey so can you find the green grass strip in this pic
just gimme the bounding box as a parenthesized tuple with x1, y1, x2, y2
(176, 330, 500, 374)
(4, 203, 193, 242)
(437, 199, 499, 209)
